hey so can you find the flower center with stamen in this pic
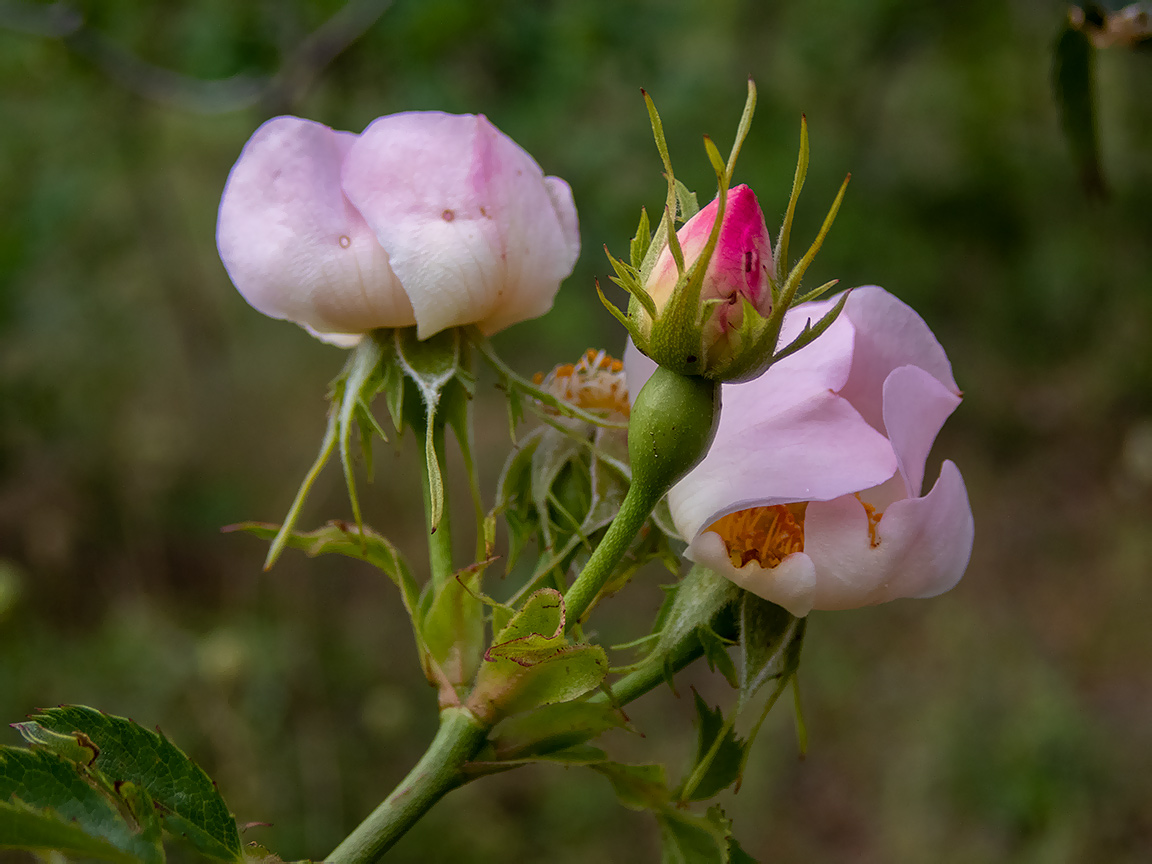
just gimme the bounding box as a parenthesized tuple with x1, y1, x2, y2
(533, 349, 630, 419)
(707, 503, 807, 569)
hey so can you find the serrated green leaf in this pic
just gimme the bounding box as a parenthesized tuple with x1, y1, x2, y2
(657, 806, 736, 864)
(590, 761, 669, 812)
(728, 836, 758, 864)
(481, 643, 608, 719)
(489, 702, 627, 761)
(468, 590, 608, 721)
(20, 707, 242, 862)
(0, 800, 141, 864)
(0, 747, 163, 864)
(677, 693, 745, 802)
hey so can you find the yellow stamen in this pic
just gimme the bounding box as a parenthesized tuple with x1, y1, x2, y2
(856, 494, 883, 547)
(535, 349, 630, 419)
(707, 503, 807, 569)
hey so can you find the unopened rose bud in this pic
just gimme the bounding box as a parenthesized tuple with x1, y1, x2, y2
(640, 185, 774, 369)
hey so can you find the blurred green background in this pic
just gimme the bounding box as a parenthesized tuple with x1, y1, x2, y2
(2, 0, 1151, 861)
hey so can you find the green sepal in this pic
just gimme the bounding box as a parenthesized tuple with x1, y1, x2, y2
(598, 280, 645, 345)
(775, 115, 809, 279)
(734, 594, 807, 776)
(675, 693, 746, 802)
(769, 289, 849, 367)
(467, 589, 608, 723)
(336, 334, 387, 539)
(16, 706, 243, 862)
(225, 521, 419, 615)
(738, 594, 806, 710)
(674, 180, 700, 222)
(630, 206, 652, 270)
(646, 565, 740, 669)
(394, 327, 460, 534)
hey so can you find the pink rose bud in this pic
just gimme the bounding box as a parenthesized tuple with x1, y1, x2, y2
(217, 113, 580, 345)
(641, 185, 775, 366)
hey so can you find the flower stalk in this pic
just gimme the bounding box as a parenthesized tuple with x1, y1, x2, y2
(325, 707, 490, 864)
(563, 366, 719, 628)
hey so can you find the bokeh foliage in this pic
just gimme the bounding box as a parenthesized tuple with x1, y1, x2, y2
(2, 0, 1151, 861)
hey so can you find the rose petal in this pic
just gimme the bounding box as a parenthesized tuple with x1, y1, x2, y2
(216, 116, 414, 336)
(838, 286, 959, 432)
(688, 530, 818, 617)
(477, 174, 580, 335)
(343, 112, 578, 339)
(882, 365, 962, 497)
(669, 385, 896, 542)
(803, 460, 973, 609)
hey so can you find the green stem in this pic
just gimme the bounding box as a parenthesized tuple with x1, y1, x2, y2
(326, 707, 489, 864)
(562, 480, 662, 629)
(420, 419, 453, 591)
(563, 367, 720, 631)
(590, 627, 708, 707)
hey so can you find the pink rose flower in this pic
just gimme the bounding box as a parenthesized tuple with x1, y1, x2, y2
(640, 184, 774, 366)
(217, 113, 580, 345)
(626, 285, 973, 616)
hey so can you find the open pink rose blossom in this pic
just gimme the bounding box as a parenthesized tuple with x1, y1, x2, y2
(217, 113, 580, 345)
(627, 285, 973, 616)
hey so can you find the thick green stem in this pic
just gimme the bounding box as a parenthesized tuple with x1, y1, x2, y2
(327, 707, 489, 864)
(419, 420, 453, 591)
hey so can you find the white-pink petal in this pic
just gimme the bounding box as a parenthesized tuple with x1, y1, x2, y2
(881, 365, 962, 498)
(216, 116, 415, 336)
(837, 286, 959, 433)
(669, 386, 897, 543)
(688, 531, 819, 617)
(341, 112, 578, 339)
(802, 460, 973, 609)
